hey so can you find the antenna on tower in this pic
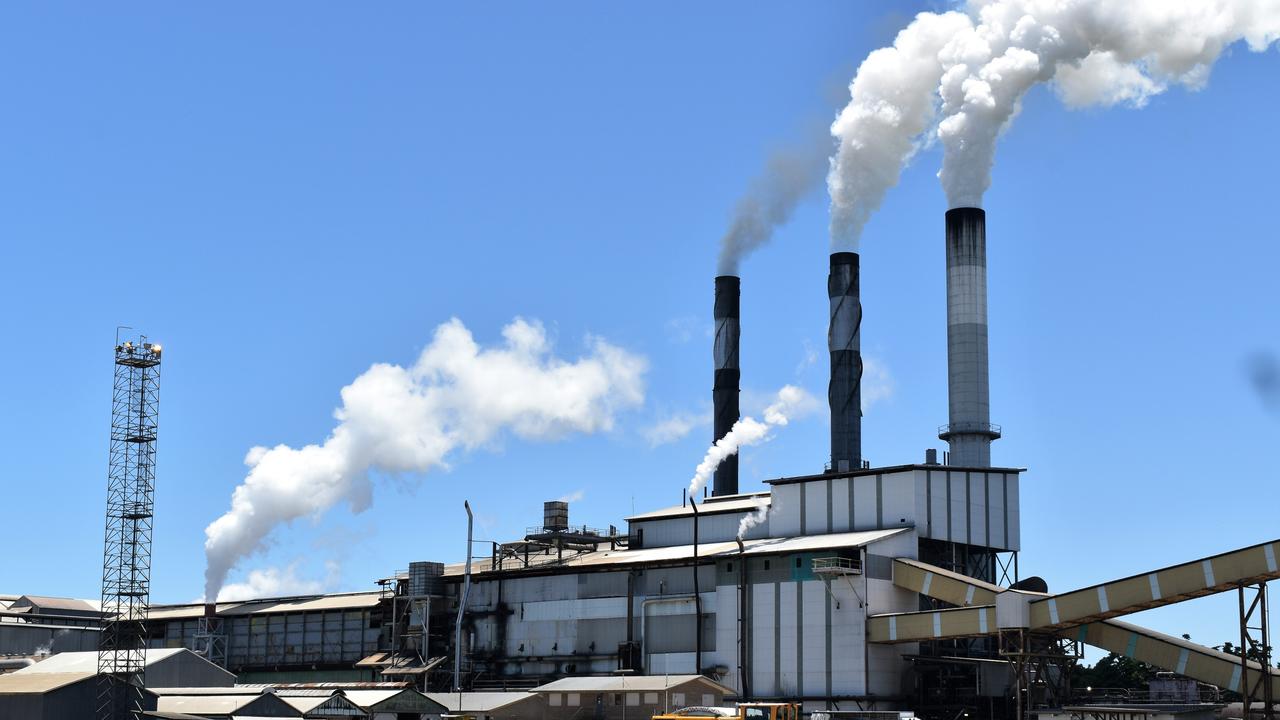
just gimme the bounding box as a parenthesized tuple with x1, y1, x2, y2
(97, 333, 163, 720)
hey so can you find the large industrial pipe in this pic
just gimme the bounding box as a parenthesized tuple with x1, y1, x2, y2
(939, 208, 1000, 467)
(828, 253, 862, 473)
(713, 275, 741, 496)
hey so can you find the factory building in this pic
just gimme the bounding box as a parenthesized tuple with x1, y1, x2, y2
(4, 208, 1272, 719)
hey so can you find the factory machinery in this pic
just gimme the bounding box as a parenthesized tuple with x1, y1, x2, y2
(17, 207, 1264, 720)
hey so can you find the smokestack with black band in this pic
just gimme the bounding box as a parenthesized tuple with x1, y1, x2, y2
(828, 252, 861, 472)
(940, 208, 1000, 467)
(712, 275, 741, 496)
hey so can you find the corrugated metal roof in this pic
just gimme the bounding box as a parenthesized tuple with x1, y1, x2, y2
(626, 493, 771, 521)
(157, 695, 268, 714)
(443, 527, 910, 577)
(13, 596, 103, 613)
(533, 674, 732, 693)
(15, 648, 189, 675)
(0, 671, 95, 694)
(425, 691, 538, 712)
(147, 591, 382, 621)
(764, 464, 1025, 486)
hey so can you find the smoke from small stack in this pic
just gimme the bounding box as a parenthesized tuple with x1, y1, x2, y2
(828, 252, 862, 472)
(940, 208, 999, 466)
(828, 1, 1280, 235)
(712, 276, 741, 496)
(718, 135, 830, 275)
(688, 385, 817, 498)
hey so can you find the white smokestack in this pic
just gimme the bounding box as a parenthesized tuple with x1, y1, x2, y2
(828, 1, 1280, 231)
(687, 384, 816, 497)
(203, 317, 646, 601)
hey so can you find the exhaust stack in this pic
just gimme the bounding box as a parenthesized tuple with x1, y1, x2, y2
(712, 275, 741, 496)
(939, 208, 1000, 466)
(828, 252, 861, 472)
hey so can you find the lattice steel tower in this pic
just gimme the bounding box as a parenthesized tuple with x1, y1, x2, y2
(97, 336, 163, 720)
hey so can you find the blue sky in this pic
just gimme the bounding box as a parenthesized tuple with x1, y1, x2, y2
(1, 2, 1277, 656)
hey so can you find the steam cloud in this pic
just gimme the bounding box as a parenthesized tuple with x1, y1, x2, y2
(204, 318, 646, 601)
(737, 496, 771, 539)
(829, 1, 1280, 238)
(718, 136, 831, 275)
(687, 385, 817, 497)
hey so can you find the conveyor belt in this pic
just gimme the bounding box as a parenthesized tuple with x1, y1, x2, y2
(1029, 540, 1280, 630)
(893, 558, 1002, 607)
(874, 549, 1280, 694)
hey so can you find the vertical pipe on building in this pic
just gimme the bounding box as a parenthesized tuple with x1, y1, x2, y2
(939, 208, 1000, 467)
(736, 538, 750, 700)
(828, 253, 862, 472)
(691, 500, 702, 674)
(454, 501, 473, 692)
(713, 276, 741, 496)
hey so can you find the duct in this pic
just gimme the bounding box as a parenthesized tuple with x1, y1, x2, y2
(940, 207, 1000, 466)
(828, 252, 862, 472)
(713, 275, 740, 496)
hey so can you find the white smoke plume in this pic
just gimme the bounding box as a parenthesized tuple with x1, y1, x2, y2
(828, 11, 974, 248)
(718, 135, 831, 275)
(829, 1, 1280, 232)
(737, 495, 772, 539)
(217, 561, 340, 602)
(204, 317, 646, 601)
(937, 0, 1280, 208)
(687, 385, 818, 497)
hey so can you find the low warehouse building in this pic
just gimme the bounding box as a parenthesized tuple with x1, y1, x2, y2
(424, 691, 542, 720)
(0, 671, 158, 720)
(533, 675, 734, 720)
(14, 648, 234, 688)
(156, 691, 299, 718)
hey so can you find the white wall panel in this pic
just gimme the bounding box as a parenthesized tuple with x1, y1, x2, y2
(852, 477, 877, 529)
(804, 481, 829, 535)
(750, 583, 776, 697)
(832, 478, 851, 532)
(771, 484, 802, 536)
(800, 580, 828, 696)
(778, 582, 798, 696)
(948, 473, 968, 543)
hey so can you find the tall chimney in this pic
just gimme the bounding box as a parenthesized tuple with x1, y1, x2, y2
(828, 252, 861, 472)
(712, 275, 740, 496)
(940, 208, 1000, 466)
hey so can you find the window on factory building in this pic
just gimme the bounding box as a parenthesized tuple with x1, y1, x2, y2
(703, 694, 715, 707)
(672, 693, 685, 707)
(568, 694, 580, 707)
(626, 693, 640, 706)
(795, 557, 802, 569)
(644, 692, 658, 705)
(614, 694, 623, 706)
(726, 562, 733, 573)
(550, 694, 562, 707)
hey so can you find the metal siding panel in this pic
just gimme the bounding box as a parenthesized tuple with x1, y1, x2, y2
(852, 476, 877, 529)
(778, 583, 798, 696)
(750, 583, 775, 697)
(832, 477, 851, 532)
(768, 484, 801, 536)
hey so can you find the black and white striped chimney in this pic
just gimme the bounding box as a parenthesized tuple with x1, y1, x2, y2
(712, 275, 740, 496)
(828, 252, 862, 472)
